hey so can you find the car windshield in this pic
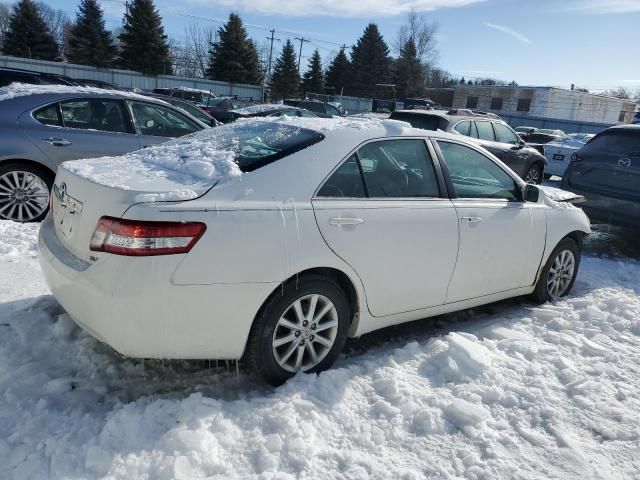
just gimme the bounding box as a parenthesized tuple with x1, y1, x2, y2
(171, 120, 325, 173)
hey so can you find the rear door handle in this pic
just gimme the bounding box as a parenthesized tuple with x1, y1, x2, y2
(460, 216, 483, 223)
(42, 137, 72, 147)
(329, 217, 364, 226)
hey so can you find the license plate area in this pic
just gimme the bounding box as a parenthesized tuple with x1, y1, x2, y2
(54, 195, 83, 237)
(553, 154, 565, 161)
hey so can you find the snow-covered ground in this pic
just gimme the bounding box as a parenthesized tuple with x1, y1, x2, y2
(1, 220, 640, 479)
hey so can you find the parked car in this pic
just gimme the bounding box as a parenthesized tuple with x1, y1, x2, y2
(390, 109, 548, 183)
(562, 124, 640, 228)
(543, 133, 595, 178)
(522, 128, 567, 145)
(204, 97, 257, 123)
(38, 117, 590, 386)
(0, 84, 208, 222)
(229, 104, 319, 119)
(403, 98, 435, 110)
(144, 93, 220, 127)
(515, 126, 537, 136)
(0, 67, 81, 87)
(152, 87, 218, 107)
(284, 99, 343, 117)
(74, 79, 121, 90)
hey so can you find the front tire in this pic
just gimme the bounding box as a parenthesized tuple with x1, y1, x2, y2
(532, 238, 580, 303)
(245, 275, 351, 386)
(524, 163, 543, 184)
(0, 163, 53, 222)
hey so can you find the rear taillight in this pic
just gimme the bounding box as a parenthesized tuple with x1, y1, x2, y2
(90, 217, 206, 256)
(571, 152, 583, 162)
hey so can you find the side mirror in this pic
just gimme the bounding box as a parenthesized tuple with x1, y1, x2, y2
(524, 184, 540, 203)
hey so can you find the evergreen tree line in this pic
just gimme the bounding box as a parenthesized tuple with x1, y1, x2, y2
(0, 0, 492, 98)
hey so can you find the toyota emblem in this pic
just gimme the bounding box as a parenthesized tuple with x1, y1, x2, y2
(54, 182, 67, 202)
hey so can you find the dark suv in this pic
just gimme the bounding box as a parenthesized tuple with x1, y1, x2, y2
(390, 109, 548, 183)
(562, 125, 640, 228)
(0, 67, 80, 87)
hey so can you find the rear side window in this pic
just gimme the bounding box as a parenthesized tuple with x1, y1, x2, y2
(318, 139, 440, 198)
(475, 121, 495, 141)
(389, 112, 444, 131)
(60, 99, 131, 133)
(34, 103, 62, 126)
(437, 141, 518, 201)
(453, 121, 471, 136)
(590, 132, 640, 155)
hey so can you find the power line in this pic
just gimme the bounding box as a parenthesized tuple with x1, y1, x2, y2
(294, 37, 310, 73)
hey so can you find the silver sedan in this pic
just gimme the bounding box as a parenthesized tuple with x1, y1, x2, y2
(0, 85, 208, 222)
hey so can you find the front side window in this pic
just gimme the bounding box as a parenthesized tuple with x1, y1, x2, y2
(318, 139, 440, 198)
(493, 123, 519, 145)
(34, 103, 62, 126)
(130, 101, 202, 137)
(437, 141, 519, 201)
(59, 99, 130, 133)
(475, 121, 495, 141)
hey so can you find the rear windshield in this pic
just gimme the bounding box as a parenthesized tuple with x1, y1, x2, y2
(173, 120, 325, 173)
(389, 112, 444, 131)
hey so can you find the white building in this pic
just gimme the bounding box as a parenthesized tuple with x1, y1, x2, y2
(425, 86, 638, 125)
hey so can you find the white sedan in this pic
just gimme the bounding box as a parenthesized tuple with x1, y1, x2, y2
(543, 133, 595, 177)
(38, 117, 591, 385)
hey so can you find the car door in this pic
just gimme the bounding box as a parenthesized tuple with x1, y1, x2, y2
(312, 138, 459, 317)
(492, 122, 529, 177)
(128, 100, 205, 147)
(19, 98, 140, 165)
(434, 139, 546, 303)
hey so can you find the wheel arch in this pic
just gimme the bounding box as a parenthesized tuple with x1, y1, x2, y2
(0, 158, 56, 183)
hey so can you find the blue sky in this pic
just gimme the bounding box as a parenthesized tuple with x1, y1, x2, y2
(46, 0, 639, 92)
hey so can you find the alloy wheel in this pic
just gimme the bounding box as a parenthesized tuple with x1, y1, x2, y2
(547, 249, 575, 299)
(272, 294, 339, 373)
(0, 170, 50, 222)
(525, 166, 541, 184)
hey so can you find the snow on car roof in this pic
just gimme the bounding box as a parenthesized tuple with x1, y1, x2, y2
(0, 82, 156, 102)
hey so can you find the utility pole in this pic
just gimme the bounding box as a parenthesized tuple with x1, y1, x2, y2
(294, 37, 310, 73)
(265, 29, 280, 79)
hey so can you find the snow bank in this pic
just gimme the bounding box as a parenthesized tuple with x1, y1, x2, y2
(2, 225, 640, 478)
(0, 83, 154, 103)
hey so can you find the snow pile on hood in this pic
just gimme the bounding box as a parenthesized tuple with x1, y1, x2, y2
(2, 223, 640, 478)
(541, 185, 582, 202)
(0, 82, 153, 102)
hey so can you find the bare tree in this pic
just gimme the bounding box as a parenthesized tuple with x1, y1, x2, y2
(184, 23, 215, 78)
(395, 9, 439, 66)
(38, 2, 71, 57)
(603, 86, 633, 99)
(0, 2, 11, 49)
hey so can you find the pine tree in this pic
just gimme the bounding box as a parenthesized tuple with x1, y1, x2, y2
(301, 49, 324, 94)
(325, 49, 351, 95)
(270, 40, 300, 101)
(205, 13, 262, 85)
(66, 0, 115, 67)
(394, 38, 425, 99)
(118, 0, 172, 75)
(2, 0, 58, 60)
(349, 23, 391, 98)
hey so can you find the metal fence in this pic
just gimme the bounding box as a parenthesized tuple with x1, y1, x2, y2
(0, 55, 263, 100)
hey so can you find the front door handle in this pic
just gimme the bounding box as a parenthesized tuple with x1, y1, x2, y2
(42, 137, 72, 147)
(329, 217, 364, 226)
(460, 216, 483, 224)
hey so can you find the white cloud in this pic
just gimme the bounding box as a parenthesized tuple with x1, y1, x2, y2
(484, 22, 532, 45)
(567, 0, 640, 14)
(184, 0, 486, 17)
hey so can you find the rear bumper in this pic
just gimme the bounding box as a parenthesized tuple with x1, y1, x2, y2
(38, 215, 276, 359)
(561, 186, 640, 229)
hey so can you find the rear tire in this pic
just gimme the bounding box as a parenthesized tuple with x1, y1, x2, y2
(0, 162, 53, 223)
(531, 238, 580, 304)
(245, 275, 350, 386)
